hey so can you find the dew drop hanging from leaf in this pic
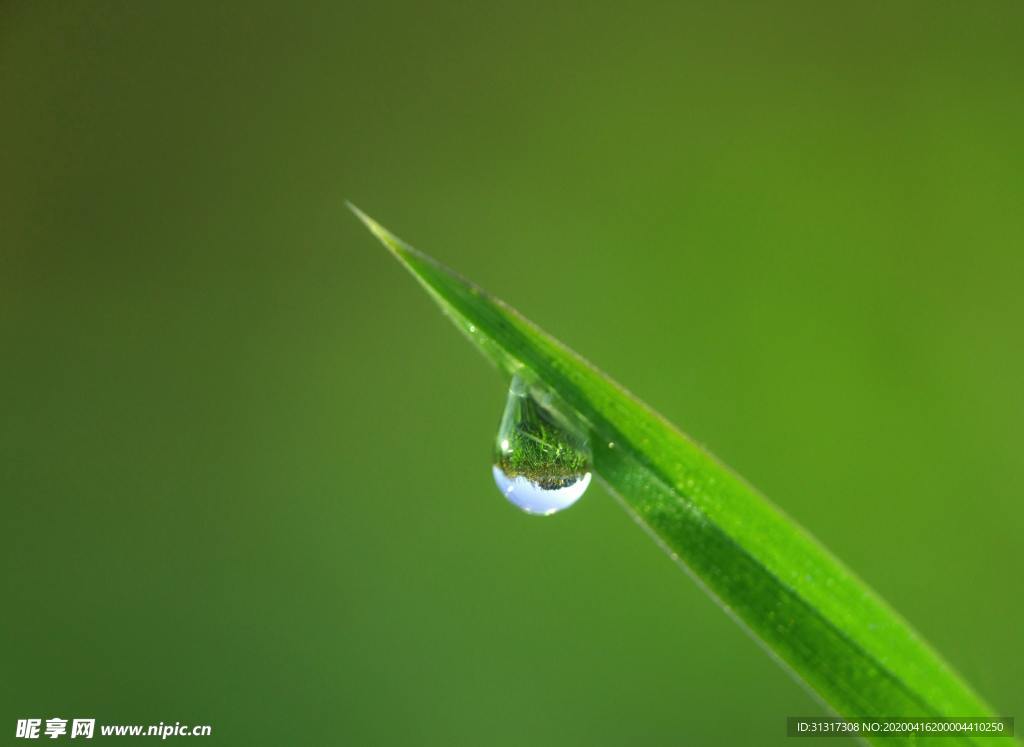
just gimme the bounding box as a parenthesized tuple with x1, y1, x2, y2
(491, 374, 592, 515)
(354, 207, 1001, 730)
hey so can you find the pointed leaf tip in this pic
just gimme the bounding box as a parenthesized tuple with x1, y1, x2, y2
(349, 203, 416, 266)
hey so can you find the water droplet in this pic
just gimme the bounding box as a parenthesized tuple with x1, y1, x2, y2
(492, 375, 592, 515)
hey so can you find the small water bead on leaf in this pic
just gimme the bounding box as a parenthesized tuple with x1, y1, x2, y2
(492, 375, 592, 515)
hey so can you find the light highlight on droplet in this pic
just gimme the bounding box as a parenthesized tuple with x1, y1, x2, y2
(492, 466, 591, 515)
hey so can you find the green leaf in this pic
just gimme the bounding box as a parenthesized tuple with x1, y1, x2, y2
(351, 205, 1004, 744)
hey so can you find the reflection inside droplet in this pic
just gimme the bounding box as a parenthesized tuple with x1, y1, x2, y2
(491, 374, 592, 516)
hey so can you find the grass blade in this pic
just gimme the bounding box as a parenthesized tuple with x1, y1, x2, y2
(351, 205, 1004, 744)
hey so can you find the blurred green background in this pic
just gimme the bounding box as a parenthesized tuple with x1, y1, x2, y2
(2, 2, 1022, 744)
